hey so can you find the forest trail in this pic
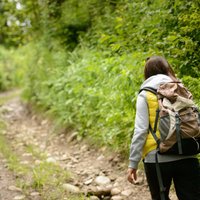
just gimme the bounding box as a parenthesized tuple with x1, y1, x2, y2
(0, 90, 177, 200)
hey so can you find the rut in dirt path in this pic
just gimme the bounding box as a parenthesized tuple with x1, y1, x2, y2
(0, 92, 177, 200)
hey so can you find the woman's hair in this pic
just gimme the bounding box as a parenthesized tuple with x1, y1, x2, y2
(144, 56, 176, 80)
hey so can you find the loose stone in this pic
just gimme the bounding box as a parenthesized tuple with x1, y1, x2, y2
(111, 188, 121, 196)
(89, 196, 100, 200)
(111, 196, 124, 200)
(30, 192, 40, 196)
(62, 183, 80, 194)
(8, 185, 22, 192)
(94, 176, 111, 186)
(121, 189, 133, 196)
(13, 195, 26, 200)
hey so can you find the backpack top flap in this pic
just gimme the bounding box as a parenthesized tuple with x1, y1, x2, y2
(157, 82, 193, 104)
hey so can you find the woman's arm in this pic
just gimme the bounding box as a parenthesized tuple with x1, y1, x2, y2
(129, 91, 149, 169)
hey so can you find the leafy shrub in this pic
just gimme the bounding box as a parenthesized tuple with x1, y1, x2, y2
(23, 42, 147, 152)
(0, 47, 28, 91)
(87, 0, 200, 78)
(1, 0, 200, 155)
(182, 76, 200, 106)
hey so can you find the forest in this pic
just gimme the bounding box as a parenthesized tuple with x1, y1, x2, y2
(0, 0, 200, 154)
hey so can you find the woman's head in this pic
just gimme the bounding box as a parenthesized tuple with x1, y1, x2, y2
(144, 56, 176, 80)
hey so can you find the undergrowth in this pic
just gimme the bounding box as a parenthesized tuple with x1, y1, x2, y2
(0, 0, 200, 156)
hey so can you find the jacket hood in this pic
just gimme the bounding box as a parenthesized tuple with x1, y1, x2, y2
(140, 74, 172, 90)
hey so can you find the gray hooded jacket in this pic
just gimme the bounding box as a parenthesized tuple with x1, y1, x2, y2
(129, 74, 194, 169)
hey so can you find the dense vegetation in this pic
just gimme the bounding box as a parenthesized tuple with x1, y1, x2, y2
(0, 0, 200, 153)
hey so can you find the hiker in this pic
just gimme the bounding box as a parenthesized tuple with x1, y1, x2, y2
(127, 56, 200, 200)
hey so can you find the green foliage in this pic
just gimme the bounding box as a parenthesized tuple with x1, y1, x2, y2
(1, 0, 200, 75)
(0, 46, 28, 91)
(59, 0, 92, 49)
(32, 161, 69, 189)
(162, 0, 200, 77)
(1, 0, 200, 154)
(182, 76, 200, 106)
(23, 42, 145, 152)
(87, 0, 200, 77)
(0, 0, 31, 46)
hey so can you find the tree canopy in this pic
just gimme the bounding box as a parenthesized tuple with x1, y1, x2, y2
(1, 0, 200, 77)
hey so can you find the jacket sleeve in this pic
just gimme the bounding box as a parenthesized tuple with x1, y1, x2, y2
(129, 91, 149, 169)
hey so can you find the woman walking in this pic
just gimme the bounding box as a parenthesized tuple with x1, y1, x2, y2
(127, 56, 200, 200)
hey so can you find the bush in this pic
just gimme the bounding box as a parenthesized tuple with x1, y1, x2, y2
(182, 76, 200, 106)
(0, 47, 28, 91)
(1, 0, 200, 155)
(23, 42, 147, 152)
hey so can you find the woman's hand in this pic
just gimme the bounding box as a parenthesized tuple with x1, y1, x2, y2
(127, 168, 137, 184)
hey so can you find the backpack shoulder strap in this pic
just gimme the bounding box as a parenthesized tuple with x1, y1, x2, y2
(139, 87, 157, 95)
(139, 87, 160, 145)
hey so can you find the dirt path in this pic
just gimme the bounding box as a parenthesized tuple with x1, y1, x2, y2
(0, 153, 25, 200)
(0, 91, 177, 200)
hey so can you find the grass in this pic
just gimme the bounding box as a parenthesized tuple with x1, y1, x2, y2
(25, 144, 47, 160)
(0, 127, 20, 168)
